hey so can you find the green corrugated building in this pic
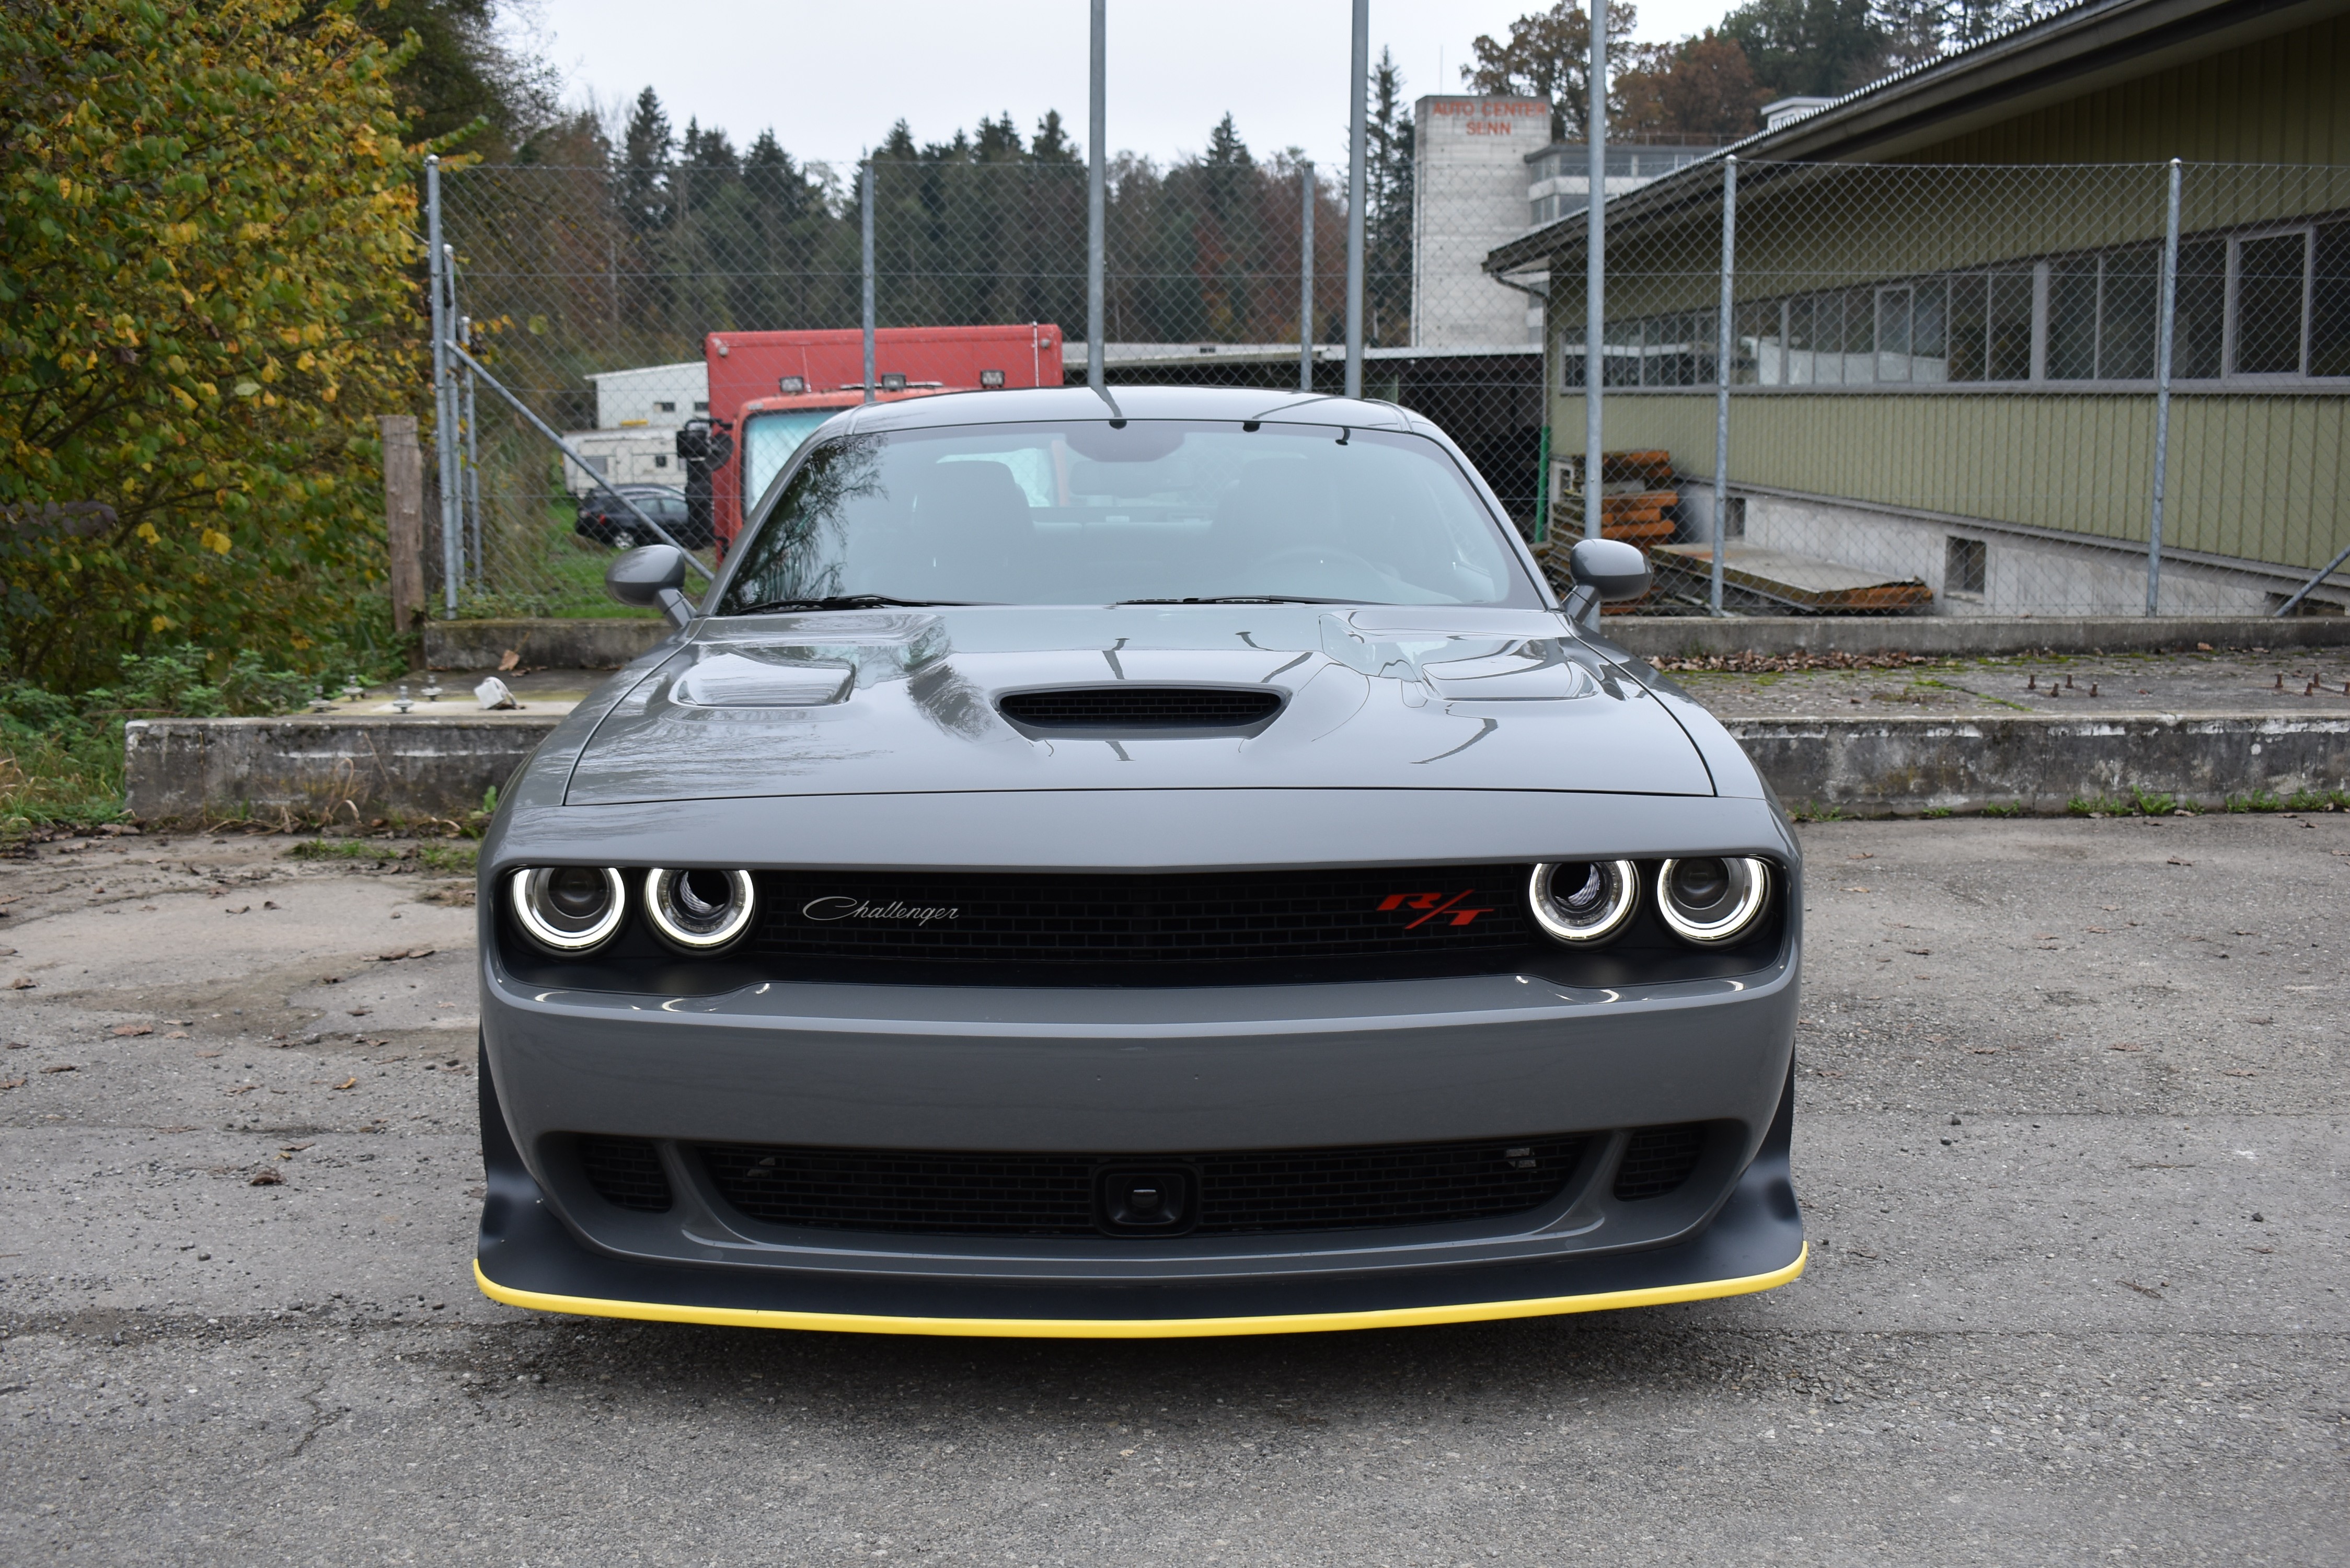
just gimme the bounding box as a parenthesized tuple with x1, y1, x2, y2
(1485, 0, 2350, 615)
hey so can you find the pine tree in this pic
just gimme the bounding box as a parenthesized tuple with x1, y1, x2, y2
(1365, 48, 1414, 346)
(619, 87, 674, 233)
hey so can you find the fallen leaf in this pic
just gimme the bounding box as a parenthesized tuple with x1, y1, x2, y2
(248, 1169, 283, 1186)
(331, 1077, 358, 1090)
(2118, 1279, 2164, 1300)
(1842, 886, 1871, 893)
(224, 1083, 256, 1095)
(280, 1142, 314, 1153)
(165, 1030, 189, 1040)
(40, 1063, 78, 1074)
(1905, 948, 1931, 955)
(263, 900, 279, 910)
(2085, 925, 2110, 933)
(0, 1077, 24, 1091)
(1848, 852, 1875, 860)
(111, 1023, 154, 1037)
(498, 648, 521, 671)
(1968, 1047, 2002, 1054)
(2109, 1042, 2145, 1052)
(2167, 857, 2194, 867)
(2224, 1069, 2258, 1078)
(223, 905, 251, 915)
(7, 978, 34, 990)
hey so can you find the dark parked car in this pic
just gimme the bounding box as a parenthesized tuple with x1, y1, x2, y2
(573, 484, 706, 551)
(479, 385, 1803, 1339)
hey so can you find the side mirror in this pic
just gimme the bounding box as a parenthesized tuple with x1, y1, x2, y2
(606, 544, 695, 628)
(1561, 538, 1652, 630)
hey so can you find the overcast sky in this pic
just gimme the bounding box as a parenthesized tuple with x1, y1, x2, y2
(533, 0, 1729, 171)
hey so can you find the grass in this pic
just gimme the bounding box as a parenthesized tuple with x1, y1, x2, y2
(2067, 788, 2184, 817)
(2226, 788, 2350, 812)
(1979, 802, 2027, 817)
(284, 838, 479, 872)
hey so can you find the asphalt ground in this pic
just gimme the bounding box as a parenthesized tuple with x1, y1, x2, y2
(1, 817, 2344, 1566)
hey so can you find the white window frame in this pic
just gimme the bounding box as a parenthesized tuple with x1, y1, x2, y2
(2224, 224, 2314, 381)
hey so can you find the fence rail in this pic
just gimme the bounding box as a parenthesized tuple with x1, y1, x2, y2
(424, 155, 2349, 622)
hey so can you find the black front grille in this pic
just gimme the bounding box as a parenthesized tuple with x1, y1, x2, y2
(577, 1135, 673, 1212)
(756, 864, 1536, 972)
(999, 687, 1281, 730)
(700, 1135, 1586, 1237)
(1612, 1124, 1706, 1200)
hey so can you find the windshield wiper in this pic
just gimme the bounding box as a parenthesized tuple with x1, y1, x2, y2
(1115, 595, 1354, 606)
(731, 594, 974, 614)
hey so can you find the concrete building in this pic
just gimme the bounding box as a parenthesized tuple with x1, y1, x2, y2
(1410, 95, 1550, 348)
(1485, 0, 2350, 616)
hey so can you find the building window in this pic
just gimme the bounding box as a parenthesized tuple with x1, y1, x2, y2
(654, 400, 677, 413)
(1585, 213, 2350, 391)
(1945, 536, 1987, 597)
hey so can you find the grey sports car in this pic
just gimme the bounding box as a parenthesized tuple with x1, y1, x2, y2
(474, 385, 1804, 1337)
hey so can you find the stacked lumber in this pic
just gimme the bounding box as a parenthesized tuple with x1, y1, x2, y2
(1599, 450, 1674, 487)
(1651, 543, 1934, 615)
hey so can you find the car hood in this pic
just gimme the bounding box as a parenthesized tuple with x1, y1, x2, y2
(560, 605, 1717, 805)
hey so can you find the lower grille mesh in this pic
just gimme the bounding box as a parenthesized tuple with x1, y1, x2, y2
(699, 1136, 1586, 1237)
(1611, 1124, 1706, 1201)
(577, 1135, 674, 1212)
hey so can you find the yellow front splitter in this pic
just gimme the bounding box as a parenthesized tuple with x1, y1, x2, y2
(474, 1244, 1805, 1340)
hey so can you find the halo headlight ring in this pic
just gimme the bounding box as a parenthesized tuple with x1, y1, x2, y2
(643, 868, 757, 952)
(511, 866, 627, 954)
(1655, 857, 1772, 946)
(1528, 859, 1641, 945)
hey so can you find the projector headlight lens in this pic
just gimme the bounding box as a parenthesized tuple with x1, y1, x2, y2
(511, 866, 626, 953)
(1655, 857, 1771, 946)
(1528, 859, 1640, 944)
(644, 867, 756, 951)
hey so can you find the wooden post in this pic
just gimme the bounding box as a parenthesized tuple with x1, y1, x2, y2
(381, 414, 425, 640)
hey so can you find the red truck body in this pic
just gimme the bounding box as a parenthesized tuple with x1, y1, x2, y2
(704, 324, 1064, 551)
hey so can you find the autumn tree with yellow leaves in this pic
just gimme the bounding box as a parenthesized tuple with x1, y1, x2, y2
(1, 0, 423, 689)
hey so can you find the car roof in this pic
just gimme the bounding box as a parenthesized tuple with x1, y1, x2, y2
(833, 384, 1433, 437)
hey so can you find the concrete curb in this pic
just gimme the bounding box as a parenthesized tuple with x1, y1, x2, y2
(124, 715, 560, 824)
(1721, 712, 2350, 815)
(122, 711, 2350, 824)
(419, 615, 2350, 672)
(1607, 615, 2350, 659)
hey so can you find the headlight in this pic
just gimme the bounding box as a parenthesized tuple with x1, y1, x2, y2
(1528, 859, 1639, 944)
(1655, 857, 1771, 945)
(511, 866, 626, 953)
(644, 868, 756, 951)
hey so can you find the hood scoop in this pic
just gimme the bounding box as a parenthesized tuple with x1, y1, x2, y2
(998, 686, 1283, 734)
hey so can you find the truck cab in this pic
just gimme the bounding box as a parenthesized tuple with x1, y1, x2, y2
(704, 324, 1065, 556)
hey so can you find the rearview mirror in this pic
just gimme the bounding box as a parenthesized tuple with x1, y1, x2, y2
(606, 544, 695, 628)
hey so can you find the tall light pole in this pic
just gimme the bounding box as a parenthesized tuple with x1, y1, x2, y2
(1344, 0, 1368, 399)
(1583, 0, 1607, 538)
(1087, 0, 1107, 393)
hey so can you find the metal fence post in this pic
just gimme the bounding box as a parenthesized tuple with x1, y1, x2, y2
(424, 157, 458, 616)
(861, 158, 877, 405)
(1299, 162, 1315, 392)
(1583, 0, 1607, 540)
(1344, 0, 1368, 400)
(2147, 157, 2182, 616)
(1087, 0, 1107, 393)
(1711, 156, 1737, 615)
(460, 316, 481, 588)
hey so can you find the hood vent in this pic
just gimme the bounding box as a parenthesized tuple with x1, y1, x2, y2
(998, 686, 1282, 732)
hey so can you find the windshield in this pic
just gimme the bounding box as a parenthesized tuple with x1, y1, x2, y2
(717, 420, 1535, 611)
(742, 409, 839, 511)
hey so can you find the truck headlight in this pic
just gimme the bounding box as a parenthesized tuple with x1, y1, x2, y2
(644, 868, 757, 952)
(1528, 860, 1639, 944)
(511, 867, 627, 953)
(1655, 857, 1770, 946)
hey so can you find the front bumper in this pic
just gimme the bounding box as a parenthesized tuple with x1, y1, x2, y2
(475, 1047, 1804, 1336)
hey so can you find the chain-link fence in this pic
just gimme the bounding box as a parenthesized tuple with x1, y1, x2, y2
(1501, 159, 2350, 617)
(425, 149, 2349, 621)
